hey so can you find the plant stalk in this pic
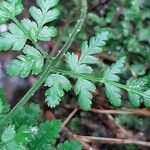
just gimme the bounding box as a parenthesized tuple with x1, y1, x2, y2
(52, 67, 150, 99)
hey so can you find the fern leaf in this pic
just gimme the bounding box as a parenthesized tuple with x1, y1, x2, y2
(13, 103, 41, 127)
(143, 89, 150, 107)
(7, 45, 44, 78)
(105, 84, 122, 107)
(30, 120, 61, 149)
(1, 125, 16, 143)
(81, 30, 109, 56)
(36, 0, 59, 12)
(0, 23, 27, 51)
(25, 0, 60, 42)
(127, 77, 150, 108)
(74, 79, 96, 110)
(102, 57, 126, 107)
(0, 0, 23, 24)
(102, 57, 126, 81)
(66, 30, 109, 74)
(45, 74, 71, 107)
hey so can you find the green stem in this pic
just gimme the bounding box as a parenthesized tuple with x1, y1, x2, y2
(52, 67, 150, 99)
(0, 0, 88, 132)
(51, 0, 88, 66)
(52, 68, 100, 82)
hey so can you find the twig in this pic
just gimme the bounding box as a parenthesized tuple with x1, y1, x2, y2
(79, 136, 150, 147)
(91, 108, 150, 117)
(63, 104, 150, 116)
(62, 127, 97, 150)
(61, 108, 78, 129)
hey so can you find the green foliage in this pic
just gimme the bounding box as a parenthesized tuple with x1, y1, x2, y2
(105, 85, 122, 107)
(127, 76, 150, 107)
(74, 79, 96, 110)
(45, 74, 71, 107)
(102, 57, 126, 82)
(0, 120, 59, 149)
(130, 62, 146, 76)
(0, 89, 10, 116)
(26, 0, 60, 42)
(57, 140, 82, 150)
(0, 23, 27, 51)
(101, 58, 150, 107)
(87, 12, 105, 26)
(1, 121, 81, 150)
(102, 57, 126, 107)
(66, 31, 109, 73)
(7, 45, 45, 78)
(30, 0, 59, 25)
(115, 115, 150, 129)
(0, 0, 60, 51)
(1, 125, 16, 143)
(65, 31, 109, 110)
(0, 101, 82, 149)
(13, 103, 41, 127)
(0, 0, 23, 24)
(30, 120, 61, 149)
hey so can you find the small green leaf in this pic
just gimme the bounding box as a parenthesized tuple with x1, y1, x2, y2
(22, 45, 44, 75)
(0, 0, 23, 24)
(4, 141, 26, 150)
(74, 79, 96, 110)
(38, 26, 57, 41)
(1, 125, 16, 143)
(29, 0, 60, 25)
(130, 63, 146, 76)
(29, 6, 60, 26)
(13, 103, 41, 127)
(102, 57, 126, 107)
(24, 0, 60, 42)
(37, 0, 59, 12)
(21, 18, 38, 41)
(7, 55, 33, 78)
(45, 74, 71, 107)
(105, 84, 122, 107)
(127, 78, 142, 107)
(66, 30, 109, 74)
(14, 125, 32, 145)
(81, 30, 109, 56)
(139, 27, 150, 42)
(66, 52, 93, 74)
(127, 77, 150, 108)
(7, 45, 44, 78)
(87, 12, 105, 26)
(143, 90, 150, 107)
(102, 57, 126, 81)
(0, 23, 27, 51)
(30, 120, 61, 149)
(57, 140, 82, 150)
(128, 92, 140, 108)
(43, 8, 60, 24)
